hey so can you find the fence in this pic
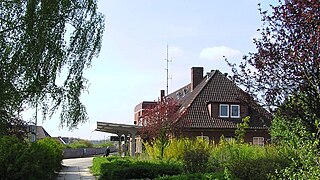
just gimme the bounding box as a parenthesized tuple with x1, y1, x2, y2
(63, 146, 117, 158)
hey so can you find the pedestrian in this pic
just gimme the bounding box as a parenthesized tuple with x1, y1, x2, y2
(105, 146, 110, 157)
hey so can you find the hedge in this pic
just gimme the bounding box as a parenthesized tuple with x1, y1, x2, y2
(0, 136, 64, 180)
(92, 156, 183, 179)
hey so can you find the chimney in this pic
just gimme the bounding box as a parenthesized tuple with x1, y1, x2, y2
(160, 90, 165, 101)
(191, 67, 204, 91)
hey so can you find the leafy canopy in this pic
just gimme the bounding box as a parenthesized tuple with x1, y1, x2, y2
(0, 0, 105, 129)
(227, 0, 320, 178)
(227, 0, 319, 108)
(227, 0, 320, 138)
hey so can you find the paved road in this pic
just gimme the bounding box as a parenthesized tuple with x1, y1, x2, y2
(56, 157, 96, 180)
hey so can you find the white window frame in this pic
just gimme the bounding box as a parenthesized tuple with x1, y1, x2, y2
(225, 137, 235, 143)
(197, 136, 210, 142)
(219, 104, 229, 118)
(253, 137, 264, 146)
(230, 105, 240, 118)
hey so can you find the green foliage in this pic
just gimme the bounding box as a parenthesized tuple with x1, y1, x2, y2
(271, 107, 320, 179)
(155, 172, 225, 180)
(183, 138, 210, 173)
(92, 156, 183, 179)
(91, 156, 111, 176)
(163, 138, 191, 160)
(235, 116, 250, 143)
(145, 137, 210, 162)
(209, 143, 290, 180)
(0, 136, 63, 180)
(0, 0, 105, 129)
(0, 111, 28, 140)
(67, 139, 93, 148)
(0, 136, 28, 179)
(227, 1, 320, 177)
(93, 138, 294, 179)
(93, 141, 114, 148)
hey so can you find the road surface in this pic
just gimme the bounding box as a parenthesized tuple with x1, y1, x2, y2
(56, 157, 96, 180)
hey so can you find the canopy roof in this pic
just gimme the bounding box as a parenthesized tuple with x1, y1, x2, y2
(95, 121, 142, 135)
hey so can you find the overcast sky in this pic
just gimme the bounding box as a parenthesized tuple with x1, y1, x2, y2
(35, 0, 277, 140)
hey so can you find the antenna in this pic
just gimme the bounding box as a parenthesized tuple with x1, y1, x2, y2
(165, 45, 172, 95)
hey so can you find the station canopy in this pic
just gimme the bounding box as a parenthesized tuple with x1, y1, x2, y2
(94, 121, 142, 136)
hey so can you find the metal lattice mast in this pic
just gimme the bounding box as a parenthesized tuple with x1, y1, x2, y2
(164, 45, 171, 95)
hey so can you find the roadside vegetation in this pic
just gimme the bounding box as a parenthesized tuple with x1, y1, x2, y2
(66, 139, 114, 149)
(92, 137, 293, 180)
(0, 136, 64, 180)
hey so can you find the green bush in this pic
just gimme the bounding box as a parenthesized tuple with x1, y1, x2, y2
(92, 156, 183, 179)
(183, 138, 210, 173)
(0, 136, 28, 179)
(209, 143, 290, 180)
(91, 156, 126, 176)
(164, 138, 191, 160)
(67, 139, 93, 148)
(155, 172, 225, 180)
(93, 141, 114, 148)
(0, 136, 64, 180)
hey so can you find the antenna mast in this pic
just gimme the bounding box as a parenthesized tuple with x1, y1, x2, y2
(165, 45, 171, 95)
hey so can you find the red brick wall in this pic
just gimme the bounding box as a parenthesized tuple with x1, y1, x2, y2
(180, 128, 270, 144)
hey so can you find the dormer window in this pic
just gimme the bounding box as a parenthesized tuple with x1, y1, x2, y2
(219, 104, 229, 117)
(231, 105, 240, 118)
(219, 104, 241, 118)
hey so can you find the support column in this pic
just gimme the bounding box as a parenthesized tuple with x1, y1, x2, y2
(117, 133, 121, 156)
(130, 131, 136, 156)
(123, 134, 127, 156)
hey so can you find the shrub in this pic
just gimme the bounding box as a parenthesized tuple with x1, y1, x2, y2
(209, 143, 290, 180)
(183, 138, 210, 173)
(92, 156, 183, 179)
(155, 172, 225, 180)
(145, 137, 209, 162)
(67, 139, 93, 148)
(93, 141, 114, 148)
(0, 136, 64, 180)
(0, 136, 28, 179)
(164, 138, 190, 160)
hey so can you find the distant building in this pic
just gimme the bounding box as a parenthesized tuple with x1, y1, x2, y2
(28, 125, 68, 144)
(134, 67, 271, 148)
(27, 125, 51, 141)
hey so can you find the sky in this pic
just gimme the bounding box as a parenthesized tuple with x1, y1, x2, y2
(34, 0, 278, 140)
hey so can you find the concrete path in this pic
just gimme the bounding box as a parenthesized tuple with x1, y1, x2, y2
(56, 157, 96, 180)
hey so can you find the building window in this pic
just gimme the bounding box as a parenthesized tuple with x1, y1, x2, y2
(253, 137, 264, 146)
(197, 136, 209, 142)
(230, 105, 240, 118)
(225, 137, 235, 143)
(219, 104, 229, 117)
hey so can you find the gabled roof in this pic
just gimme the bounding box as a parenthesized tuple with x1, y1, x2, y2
(36, 126, 51, 139)
(168, 70, 271, 130)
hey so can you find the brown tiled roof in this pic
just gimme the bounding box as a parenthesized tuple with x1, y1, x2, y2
(168, 70, 271, 130)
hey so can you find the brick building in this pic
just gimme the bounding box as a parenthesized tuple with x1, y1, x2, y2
(134, 67, 272, 146)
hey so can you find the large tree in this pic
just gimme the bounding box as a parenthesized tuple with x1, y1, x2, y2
(227, 0, 319, 178)
(227, 0, 319, 134)
(0, 0, 105, 130)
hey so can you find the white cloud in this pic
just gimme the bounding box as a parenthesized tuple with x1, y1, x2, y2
(200, 46, 241, 61)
